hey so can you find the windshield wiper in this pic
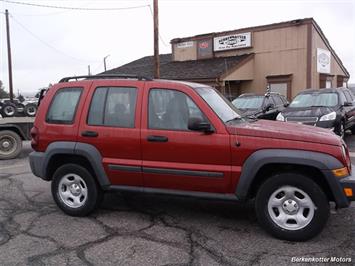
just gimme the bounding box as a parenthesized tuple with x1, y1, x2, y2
(225, 116, 242, 123)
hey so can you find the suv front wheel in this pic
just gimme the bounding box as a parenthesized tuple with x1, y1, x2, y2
(51, 164, 103, 216)
(255, 173, 330, 241)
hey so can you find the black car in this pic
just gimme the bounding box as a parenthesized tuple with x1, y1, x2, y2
(349, 86, 355, 96)
(232, 92, 288, 120)
(276, 87, 355, 137)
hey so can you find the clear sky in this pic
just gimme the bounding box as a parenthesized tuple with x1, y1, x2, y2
(0, 0, 354, 95)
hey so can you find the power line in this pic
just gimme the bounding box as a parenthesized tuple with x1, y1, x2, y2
(0, 0, 149, 11)
(148, 4, 168, 47)
(10, 14, 100, 63)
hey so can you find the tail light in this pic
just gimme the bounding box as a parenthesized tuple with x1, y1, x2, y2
(30, 126, 39, 150)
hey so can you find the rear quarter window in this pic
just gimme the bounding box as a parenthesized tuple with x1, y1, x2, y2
(46, 87, 82, 124)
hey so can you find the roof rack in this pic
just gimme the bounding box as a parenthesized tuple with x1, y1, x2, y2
(59, 74, 152, 83)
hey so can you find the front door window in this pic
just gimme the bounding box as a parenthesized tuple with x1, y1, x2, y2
(148, 89, 206, 131)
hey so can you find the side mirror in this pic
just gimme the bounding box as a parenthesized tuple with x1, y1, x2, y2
(188, 117, 214, 133)
(344, 101, 353, 107)
(284, 103, 289, 107)
(263, 103, 274, 112)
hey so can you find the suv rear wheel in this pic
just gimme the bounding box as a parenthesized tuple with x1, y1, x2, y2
(51, 164, 103, 216)
(255, 173, 330, 241)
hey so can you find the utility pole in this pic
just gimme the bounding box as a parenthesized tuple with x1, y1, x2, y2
(103, 55, 110, 72)
(88, 65, 91, 76)
(5, 10, 14, 101)
(153, 0, 160, 79)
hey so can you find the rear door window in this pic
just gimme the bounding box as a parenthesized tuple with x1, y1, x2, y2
(46, 88, 82, 124)
(87, 87, 137, 128)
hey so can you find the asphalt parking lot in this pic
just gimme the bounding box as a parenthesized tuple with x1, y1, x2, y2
(0, 139, 354, 265)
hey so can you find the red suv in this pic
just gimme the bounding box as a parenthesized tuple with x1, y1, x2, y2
(29, 75, 355, 241)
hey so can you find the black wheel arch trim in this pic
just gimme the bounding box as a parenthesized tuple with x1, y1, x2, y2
(236, 149, 350, 208)
(31, 141, 110, 187)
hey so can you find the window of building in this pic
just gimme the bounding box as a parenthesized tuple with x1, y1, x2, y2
(320, 74, 334, 89)
(46, 88, 82, 124)
(87, 87, 137, 128)
(148, 89, 206, 131)
(337, 75, 348, 88)
(266, 74, 292, 100)
(269, 83, 287, 97)
(325, 80, 332, 88)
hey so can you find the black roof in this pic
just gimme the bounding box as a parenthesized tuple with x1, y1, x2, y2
(103, 53, 250, 80)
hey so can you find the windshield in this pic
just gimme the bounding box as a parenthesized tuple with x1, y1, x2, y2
(289, 93, 338, 108)
(195, 87, 241, 122)
(232, 96, 263, 109)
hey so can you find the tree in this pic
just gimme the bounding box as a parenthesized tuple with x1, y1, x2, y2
(0, 80, 9, 99)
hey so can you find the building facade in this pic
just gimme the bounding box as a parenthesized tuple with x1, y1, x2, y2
(106, 18, 349, 100)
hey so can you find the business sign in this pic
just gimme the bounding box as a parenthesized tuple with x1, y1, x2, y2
(214, 32, 251, 51)
(176, 41, 194, 49)
(197, 39, 213, 59)
(317, 48, 331, 74)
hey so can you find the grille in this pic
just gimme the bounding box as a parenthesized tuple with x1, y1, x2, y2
(286, 117, 318, 126)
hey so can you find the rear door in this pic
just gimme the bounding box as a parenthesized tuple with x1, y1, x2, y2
(37, 82, 90, 151)
(141, 82, 232, 193)
(77, 80, 143, 187)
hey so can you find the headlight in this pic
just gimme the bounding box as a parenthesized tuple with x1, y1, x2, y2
(319, 111, 336, 121)
(276, 113, 285, 121)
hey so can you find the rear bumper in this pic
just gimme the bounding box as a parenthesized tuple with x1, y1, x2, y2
(339, 172, 355, 202)
(29, 151, 48, 180)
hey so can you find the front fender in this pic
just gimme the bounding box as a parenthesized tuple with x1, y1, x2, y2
(235, 149, 349, 207)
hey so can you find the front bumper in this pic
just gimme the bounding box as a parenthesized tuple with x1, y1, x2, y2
(339, 172, 355, 202)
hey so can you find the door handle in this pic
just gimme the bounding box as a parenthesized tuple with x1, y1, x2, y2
(147, 135, 168, 142)
(81, 131, 98, 137)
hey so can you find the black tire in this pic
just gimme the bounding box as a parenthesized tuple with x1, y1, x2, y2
(0, 130, 22, 160)
(1, 103, 17, 117)
(255, 173, 330, 241)
(24, 103, 37, 117)
(51, 164, 103, 216)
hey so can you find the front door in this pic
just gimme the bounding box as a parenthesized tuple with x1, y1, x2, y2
(141, 82, 231, 193)
(77, 80, 143, 186)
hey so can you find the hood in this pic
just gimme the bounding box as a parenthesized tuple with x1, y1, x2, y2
(282, 106, 337, 118)
(227, 119, 340, 146)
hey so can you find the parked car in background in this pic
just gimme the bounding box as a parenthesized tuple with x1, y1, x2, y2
(348, 85, 355, 96)
(232, 92, 288, 120)
(276, 87, 355, 137)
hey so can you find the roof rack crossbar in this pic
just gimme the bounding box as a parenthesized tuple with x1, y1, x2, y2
(59, 74, 152, 83)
